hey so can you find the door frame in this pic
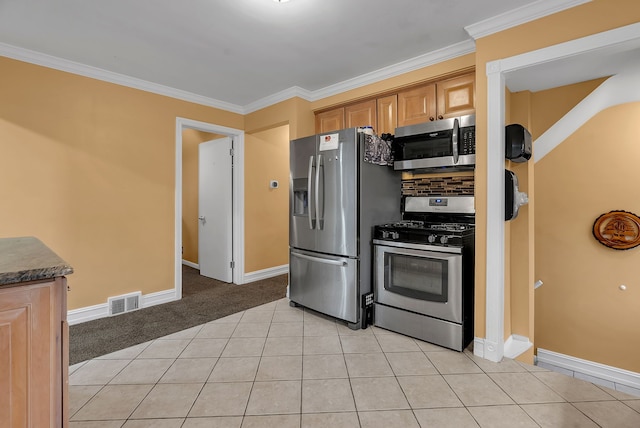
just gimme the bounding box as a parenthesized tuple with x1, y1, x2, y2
(480, 22, 640, 362)
(175, 117, 245, 299)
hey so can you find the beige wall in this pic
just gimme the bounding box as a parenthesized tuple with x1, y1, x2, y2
(244, 125, 290, 272)
(0, 57, 243, 310)
(535, 102, 640, 372)
(473, 0, 640, 349)
(182, 129, 223, 264)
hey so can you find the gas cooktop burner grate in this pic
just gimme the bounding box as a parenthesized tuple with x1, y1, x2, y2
(378, 221, 474, 233)
(425, 223, 474, 232)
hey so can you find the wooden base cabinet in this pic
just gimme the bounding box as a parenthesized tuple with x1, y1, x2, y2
(0, 277, 68, 428)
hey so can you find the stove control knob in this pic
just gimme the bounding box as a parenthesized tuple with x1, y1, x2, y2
(382, 230, 390, 239)
(440, 235, 449, 244)
(390, 231, 400, 239)
(427, 234, 437, 243)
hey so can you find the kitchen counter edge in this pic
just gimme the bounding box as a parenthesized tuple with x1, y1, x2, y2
(0, 236, 74, 287)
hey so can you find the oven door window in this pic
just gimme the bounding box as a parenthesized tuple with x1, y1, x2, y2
(384, 252, 448, 303)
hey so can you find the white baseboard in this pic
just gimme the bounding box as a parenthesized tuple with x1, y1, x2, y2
(537, 348, 640, 394)
(68, 264, 289, 325)
(504, 334, 533, 359)
(473, 337, 486, 358)
(242, 264, 288, 284)
(182, 259, 199, 269)
(67, 289, 177, 325)
(473, 335, 532, 360)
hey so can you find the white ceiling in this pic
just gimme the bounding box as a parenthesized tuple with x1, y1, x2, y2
(1, 0, 628, 113)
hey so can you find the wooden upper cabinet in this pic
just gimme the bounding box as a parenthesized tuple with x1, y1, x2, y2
(315, 108, 344, 134)
(345, 99, 376, 130)
(397, 83, 437, 127)
(436, 73, 476, 119)
(377, 94, 397, 135)
(314, 70, 475, 133)
(398, 72, 476, 126)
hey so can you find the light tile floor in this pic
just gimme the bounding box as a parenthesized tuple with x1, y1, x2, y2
(69, 298, 640, 428)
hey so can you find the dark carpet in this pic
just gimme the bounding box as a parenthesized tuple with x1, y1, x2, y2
(69, 265, 288, 365)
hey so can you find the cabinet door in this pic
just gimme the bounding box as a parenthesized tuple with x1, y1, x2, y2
(397, 83, 437, 127)
(436, 73, 476, 119)
(315, 108, 344, 133)
(377, 94, 397, 135)
(0, 281, 58, 428)
(345, 99, 376, 130)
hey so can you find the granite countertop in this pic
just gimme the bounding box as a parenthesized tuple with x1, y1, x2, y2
(0, 237, 74, 286)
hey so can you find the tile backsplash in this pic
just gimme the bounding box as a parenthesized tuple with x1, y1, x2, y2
(402, 175, 475, 196)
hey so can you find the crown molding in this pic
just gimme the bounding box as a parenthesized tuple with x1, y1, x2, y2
(465, 0, 592, 40)
(244, 40, 475, 113)
(243, 86, 314, 114)
(1, 39, 475, 116)
(0, 42, 245, 114)
(309, 39, 476, 102)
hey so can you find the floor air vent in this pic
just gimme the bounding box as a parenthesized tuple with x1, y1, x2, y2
(108, 292, 142, 316)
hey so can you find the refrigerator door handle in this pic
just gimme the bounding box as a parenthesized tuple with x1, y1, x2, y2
(291, 251, 348, 266)
(308, 155, 316, 229)
(316, 154, 324, 229)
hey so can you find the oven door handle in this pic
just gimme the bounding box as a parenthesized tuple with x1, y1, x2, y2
(291, 251, 347, 266)
(452, 117, 459, 164)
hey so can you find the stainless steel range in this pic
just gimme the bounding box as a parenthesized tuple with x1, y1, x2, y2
(373, 195, 475, 351)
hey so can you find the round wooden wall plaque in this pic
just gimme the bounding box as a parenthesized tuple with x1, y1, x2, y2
(592, 210, 640, 250)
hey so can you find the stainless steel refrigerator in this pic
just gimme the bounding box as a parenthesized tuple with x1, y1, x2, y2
(289, 128, 401, 328)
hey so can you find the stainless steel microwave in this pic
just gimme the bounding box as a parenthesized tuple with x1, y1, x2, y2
(393, 114, 475, 172)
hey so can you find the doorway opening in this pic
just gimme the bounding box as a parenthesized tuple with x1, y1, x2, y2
(175, 117, 245, 300)
(480, 22, 640, 363)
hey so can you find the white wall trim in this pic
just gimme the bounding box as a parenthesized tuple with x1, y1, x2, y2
(482, 61, 507, 363)
(308, 40, 476, 105)
(465, 0, 591, 40)
(481, 22, 640, 363)
(0, 42, 245, 115)
(534, 65, 640, 162)
(504, 334, 533, 359)
(242, 264, 289, 284)
(0, 39, 473, 115)
(537, 348, 640, 391)
(473, 337, 486, 358)
(67, 289, 176, 325)
(243, 86, 314, 114)
(182, 259, 199, 269)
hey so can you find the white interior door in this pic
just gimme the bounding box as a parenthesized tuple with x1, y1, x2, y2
(198, 137, 233, 282)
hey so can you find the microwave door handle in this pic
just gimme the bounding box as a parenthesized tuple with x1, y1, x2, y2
(316, 154, 324, 229)
(452, 118, 460, 164)
(308, 155, 316, 230)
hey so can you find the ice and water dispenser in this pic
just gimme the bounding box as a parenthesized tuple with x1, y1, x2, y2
(292, 178, 308, 216)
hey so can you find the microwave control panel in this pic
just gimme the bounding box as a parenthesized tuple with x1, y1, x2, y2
(460, 126, 476, 155)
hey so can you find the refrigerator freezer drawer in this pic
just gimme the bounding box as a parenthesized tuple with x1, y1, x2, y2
(289, 248, 358, 324)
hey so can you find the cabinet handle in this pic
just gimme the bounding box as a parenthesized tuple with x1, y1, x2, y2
(429, 116, 435, 121)
(438, 115, 443, 120)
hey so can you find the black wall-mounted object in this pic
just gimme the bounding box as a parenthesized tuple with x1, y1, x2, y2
(505, 169, 529, 221)
(505, 124, 532, 162)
